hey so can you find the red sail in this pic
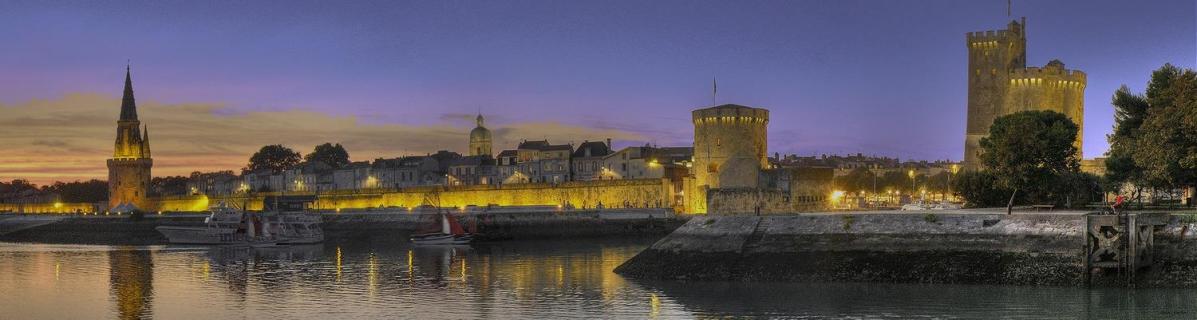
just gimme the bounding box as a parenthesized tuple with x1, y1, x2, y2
(446, 214, 467, 235)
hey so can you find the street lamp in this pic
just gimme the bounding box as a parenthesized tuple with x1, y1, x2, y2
(907, 169, 915, 197)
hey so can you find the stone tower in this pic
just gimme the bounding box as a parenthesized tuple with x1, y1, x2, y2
(692, 104, 769, 190)
(107, 66, 153, 211)
(469, 113, 493, 157)
(964, 18, 1085, 167)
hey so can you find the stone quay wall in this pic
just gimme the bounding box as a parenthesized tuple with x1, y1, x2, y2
(0, 209, 683, 245)
(616, 212, 1095, 285)
(143, 178, 673, 212)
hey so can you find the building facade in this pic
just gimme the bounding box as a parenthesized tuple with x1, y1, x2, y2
(964, 18, 1086, 167)
(571, 140, 613, 181)
(107, 67, 153, 211)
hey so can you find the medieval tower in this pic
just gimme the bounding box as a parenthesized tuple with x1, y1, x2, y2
(692, 104, 769, 190)
(107, 66, 153, 210)
(964, 18, 1086, 167)
(469, 113, 493, 157)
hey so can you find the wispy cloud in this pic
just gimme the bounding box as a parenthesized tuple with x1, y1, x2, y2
(0, 94, 645, 185)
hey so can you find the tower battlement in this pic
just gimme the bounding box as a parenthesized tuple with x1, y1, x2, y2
(966, 30, 1015, 43)
(1009, 64, 1087, 85)
(692, 104, 769, 125)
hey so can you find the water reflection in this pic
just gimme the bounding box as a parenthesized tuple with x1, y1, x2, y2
(11, 239, 1197, 319)
(108, 249, 153, 320)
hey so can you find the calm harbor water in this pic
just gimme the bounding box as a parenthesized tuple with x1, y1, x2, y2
(2, 237, 1196, 319)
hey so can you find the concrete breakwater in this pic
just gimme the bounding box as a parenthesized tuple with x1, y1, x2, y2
(614, 210, 1197, 287)
(0, 209, 684, 245)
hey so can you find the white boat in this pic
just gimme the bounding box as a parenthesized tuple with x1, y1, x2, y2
(411, 213, 473, 245)
(156, 202, 323, 245)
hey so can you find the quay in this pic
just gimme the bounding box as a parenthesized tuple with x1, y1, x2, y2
(0, 208, 683, 245)
(615, 209, 1197, 287)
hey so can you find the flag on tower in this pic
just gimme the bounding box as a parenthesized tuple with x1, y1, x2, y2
(712, 76, 717, 106)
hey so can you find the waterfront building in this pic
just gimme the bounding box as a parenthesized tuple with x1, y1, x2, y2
(964, 18, 1086, 168)
(602, 145, 692, 180)
(185, 171, 239, 196)
(570, 140, 613, 181)
(371, 156, 442, 188)
(107, 66, 153, 211)
(447, 155, 496, 186)
(512, 140, 572, 184)
(332, 161, 373, 190)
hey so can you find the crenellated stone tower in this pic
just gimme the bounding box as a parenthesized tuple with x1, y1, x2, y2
(692, 104, 769, 190)
(964, 18, 1085, 168)
(107, 66, 153, 211)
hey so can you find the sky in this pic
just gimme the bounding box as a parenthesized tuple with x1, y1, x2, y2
(0, 0, 1194, 185)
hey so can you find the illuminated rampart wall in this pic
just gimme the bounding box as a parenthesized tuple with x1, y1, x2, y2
(140, 178, 674, 212)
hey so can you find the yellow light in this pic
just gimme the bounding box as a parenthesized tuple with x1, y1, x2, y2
(830, 190, 845, 201)
(907, 170, 915, 178)
(53, 202, 62, 209)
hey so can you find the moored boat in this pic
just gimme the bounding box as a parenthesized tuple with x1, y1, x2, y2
(411, 212, 472, 245)
(156, 196, 323, 245)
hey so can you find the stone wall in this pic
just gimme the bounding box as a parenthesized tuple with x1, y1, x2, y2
(615, 212, 1089, 285)
(0, 202, 100, 214)
(707, 188, 829, 215)
(143, 178, 673, 212)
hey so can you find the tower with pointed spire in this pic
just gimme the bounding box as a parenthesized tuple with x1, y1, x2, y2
(469, 113, 493, 157)
(107, 66, 153, 211)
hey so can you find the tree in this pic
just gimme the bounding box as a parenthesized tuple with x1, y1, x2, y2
(151, 176, 189, 196)
(834, 167, 876, 194)
(245, 145, 301, 174)
(41, 180, 108, 203)
(304, 143, 351, 169)
(979, 110, 1080, 214)
(952, 171, 1016, 208)
(1126, 65, 1197, 194)
(927, 171, 951, 200)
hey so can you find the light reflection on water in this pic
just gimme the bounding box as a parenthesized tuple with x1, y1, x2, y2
(3, 238, 1197, 319)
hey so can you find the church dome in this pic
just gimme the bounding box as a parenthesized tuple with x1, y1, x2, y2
(469, 114, 493, 157)
(470, 114, 491, 142)
(470, 126, 491, 142)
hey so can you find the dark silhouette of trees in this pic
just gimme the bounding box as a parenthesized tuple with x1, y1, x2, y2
(244, 145, 301, 174)
(304, 143, 350, 169)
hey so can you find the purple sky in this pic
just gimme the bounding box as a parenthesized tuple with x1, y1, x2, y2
(2, 0, 1194, 161)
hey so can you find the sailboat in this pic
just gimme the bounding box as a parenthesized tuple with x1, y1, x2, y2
(410, 212, 473, 245)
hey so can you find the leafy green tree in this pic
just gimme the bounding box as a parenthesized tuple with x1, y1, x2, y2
(304, 143, 351, 169)
(880, 171, 911, 193)
(1127, 65, 1197, 193)
(245, 145, 301, 174)
(979, 110, 1080, 214)
(835, 167, 876, 194)
(927, 171, 951, 200)
(952, 171, 1016, 208)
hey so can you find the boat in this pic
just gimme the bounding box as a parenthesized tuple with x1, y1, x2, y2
(410, 212, 473, 245)
(156, 197, 324, 245)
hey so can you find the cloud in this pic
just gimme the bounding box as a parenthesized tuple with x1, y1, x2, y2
(0, 93, 646, 185)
